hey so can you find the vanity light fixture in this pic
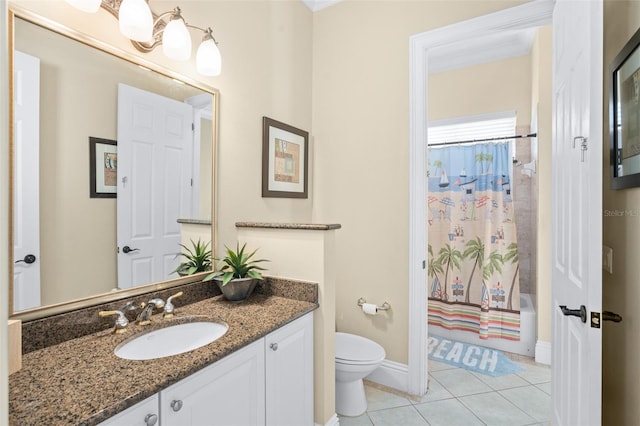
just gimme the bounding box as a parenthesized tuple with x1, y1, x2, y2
(64, 0, 222, 76)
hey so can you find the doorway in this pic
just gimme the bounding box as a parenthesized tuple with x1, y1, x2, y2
(407, 0, 555, 397)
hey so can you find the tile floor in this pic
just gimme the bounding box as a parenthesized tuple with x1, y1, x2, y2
(338, 358, 551, 426)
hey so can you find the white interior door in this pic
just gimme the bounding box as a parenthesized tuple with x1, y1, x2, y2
(117, 83, 194, 289)
(13, 50, 41, 311)
(551, 0, 603, 424)
(184, 93, 213, 218)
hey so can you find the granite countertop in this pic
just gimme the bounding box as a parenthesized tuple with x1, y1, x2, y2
(9, 293, 317, 425)
(236, 222, 341, 231)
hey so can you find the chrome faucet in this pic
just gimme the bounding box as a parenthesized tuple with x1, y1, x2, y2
(137, 298, 165, 325)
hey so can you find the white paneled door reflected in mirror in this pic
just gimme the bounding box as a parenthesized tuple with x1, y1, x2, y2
(9, 9, 218, 319)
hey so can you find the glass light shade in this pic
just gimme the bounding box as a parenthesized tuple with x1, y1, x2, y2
(118, 0, 153, 42)
(162, 18, 192, 61)
(65, 0, 102, 13)
(196, 39, 222, 76)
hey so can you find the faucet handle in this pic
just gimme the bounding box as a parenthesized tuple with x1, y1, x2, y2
(99, 310, 129, 334)
(164, 291, 184, 319)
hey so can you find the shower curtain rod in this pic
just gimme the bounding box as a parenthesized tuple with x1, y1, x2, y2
(428, 132, 537, 147)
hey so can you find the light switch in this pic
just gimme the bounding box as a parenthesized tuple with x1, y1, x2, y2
(602, 245, 613, 274)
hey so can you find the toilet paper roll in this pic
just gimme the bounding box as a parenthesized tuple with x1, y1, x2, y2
(362, 303, 378, 315)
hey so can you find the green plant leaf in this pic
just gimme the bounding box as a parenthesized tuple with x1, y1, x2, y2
(211, 242, 269, 282)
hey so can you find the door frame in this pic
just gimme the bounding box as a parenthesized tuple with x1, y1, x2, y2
(407, 0, 555, 396)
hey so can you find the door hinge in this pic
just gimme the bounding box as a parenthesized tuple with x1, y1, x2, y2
(422, 260, 426, 269)
(190, 178, 193, 187)
(192, 122, 195, 131)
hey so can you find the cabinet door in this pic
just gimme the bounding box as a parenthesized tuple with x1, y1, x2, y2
(161, 339, 266, 426)
(265, 313, 314, 426)
(98, 394, 159, 426)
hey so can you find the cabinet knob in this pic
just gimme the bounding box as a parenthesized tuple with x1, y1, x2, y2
(270, 342, 278, 351)
(144, 413, 158, 426)
(170, 399, 183, 412)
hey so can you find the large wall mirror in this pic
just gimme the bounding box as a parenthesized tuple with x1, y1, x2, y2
(9, 7, 218, 320)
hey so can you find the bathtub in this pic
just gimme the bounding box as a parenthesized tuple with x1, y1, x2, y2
(428, 293, 536, 357)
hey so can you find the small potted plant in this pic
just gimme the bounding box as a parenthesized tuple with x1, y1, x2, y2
(173, 239, 212, 276)
(205, 242, 268, 302)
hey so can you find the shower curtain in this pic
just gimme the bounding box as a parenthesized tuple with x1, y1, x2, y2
(427, 141, 521, 341)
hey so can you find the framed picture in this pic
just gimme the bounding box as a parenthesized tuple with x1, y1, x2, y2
(611, 25, 640, 189)
(89, 137, 117, 198)
(262, 117, 309, 198)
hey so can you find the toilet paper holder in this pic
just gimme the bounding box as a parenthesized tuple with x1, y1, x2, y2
(357, 298, 391, 311)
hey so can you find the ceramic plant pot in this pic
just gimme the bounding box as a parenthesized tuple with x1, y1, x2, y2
(214, 277, 258, 302)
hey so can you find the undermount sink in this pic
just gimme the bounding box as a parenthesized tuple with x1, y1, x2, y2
(115, 321, 229, 360)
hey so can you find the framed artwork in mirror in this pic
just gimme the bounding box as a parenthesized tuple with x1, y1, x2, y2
(262, 117, 309, 198)
(611, 24, 640, 189)
(89, 137, 117, 198)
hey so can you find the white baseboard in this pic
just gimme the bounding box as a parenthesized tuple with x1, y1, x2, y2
(316, 413, 339, 426)
(365, 359, 409, 394)
(535, 340, 551, 365)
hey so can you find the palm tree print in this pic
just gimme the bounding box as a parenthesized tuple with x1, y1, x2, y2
(428, 245, 444, 299)
(503, 242, 519, 310)
(438, 243, 462, 301)
(462, 237, 484, 303)
(474, 152, 494, 174)
(432, 160, 443, 177)
(482, 249, 503, 281)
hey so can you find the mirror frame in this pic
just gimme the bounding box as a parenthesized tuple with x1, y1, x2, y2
(8, 5, 219, 321)
(609, 23, 640, 190)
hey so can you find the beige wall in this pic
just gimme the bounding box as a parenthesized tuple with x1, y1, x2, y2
(312, 0, 525, 364)
(602, 1, 640, 423)
(531, 26, 552, 347)
(428, 55, 532, 125)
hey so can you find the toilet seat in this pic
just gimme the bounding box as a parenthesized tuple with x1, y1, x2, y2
(335, 332, 385, 364)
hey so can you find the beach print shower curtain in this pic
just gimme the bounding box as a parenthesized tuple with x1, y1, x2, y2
(428, 142, 521, 340)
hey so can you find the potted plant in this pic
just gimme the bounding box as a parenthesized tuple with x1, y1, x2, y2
(205, 242, 268, 302)
(173, 239, 212, 276)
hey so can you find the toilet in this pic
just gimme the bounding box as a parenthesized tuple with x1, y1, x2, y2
(335, 332, 386, 417)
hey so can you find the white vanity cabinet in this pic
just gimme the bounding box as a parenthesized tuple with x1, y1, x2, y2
(98, 394, 159, 426)
(101, 312, 314, 426)
(161, 339, 266, 426)
(265, 312, 314, 426)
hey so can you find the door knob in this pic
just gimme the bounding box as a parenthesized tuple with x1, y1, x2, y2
(122, 246, 140, 254)
(559, 305, 587, 323)
(603, 311, 623, 323)
(270, 342, 278, 351)
(15, 254, 36, 264)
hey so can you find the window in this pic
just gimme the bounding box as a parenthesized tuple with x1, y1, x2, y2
(427, 111, 517, 146)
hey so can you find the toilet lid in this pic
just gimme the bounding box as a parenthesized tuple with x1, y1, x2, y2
(335, 332, 386, 363)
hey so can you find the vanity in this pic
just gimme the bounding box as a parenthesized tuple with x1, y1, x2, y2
(8, 279, 317, 425)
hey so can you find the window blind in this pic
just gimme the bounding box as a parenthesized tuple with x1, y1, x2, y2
(428, 114, 517, 146)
